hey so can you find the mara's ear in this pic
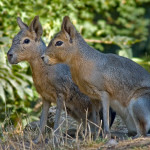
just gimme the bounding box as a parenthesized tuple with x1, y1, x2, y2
(29, 16, 43, 41)
(61, 16, 76, 42)
(17, 17, 28, 30)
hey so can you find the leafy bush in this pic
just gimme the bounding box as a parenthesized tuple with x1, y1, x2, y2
(1, 0, 150, 55)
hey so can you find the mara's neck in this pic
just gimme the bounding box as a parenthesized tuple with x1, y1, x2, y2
(68, 32, 99, 69)
(28, 53, 47, 79)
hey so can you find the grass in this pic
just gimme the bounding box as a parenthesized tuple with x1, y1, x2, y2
(0, 105, 107, 150)
(0, 107, 150, 150)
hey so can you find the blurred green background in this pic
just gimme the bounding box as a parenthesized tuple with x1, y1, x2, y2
(0, 0, 150, 128)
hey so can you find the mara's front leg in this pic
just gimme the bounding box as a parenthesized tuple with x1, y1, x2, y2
(90, 99, 101, 139)
(100, 91, 111, 138)
(53, 94, 63, 145)
(33, 99, 50, 143)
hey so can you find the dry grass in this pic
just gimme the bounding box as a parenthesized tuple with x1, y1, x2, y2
(0, 107, 150, 150)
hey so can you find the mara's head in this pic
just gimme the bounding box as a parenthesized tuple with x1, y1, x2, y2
(42, 16, 79, 65)
(7, 16, 45, 64)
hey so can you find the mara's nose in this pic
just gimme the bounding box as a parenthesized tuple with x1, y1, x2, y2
(41, 55, 45, 61)
(7, 51, 13, 59)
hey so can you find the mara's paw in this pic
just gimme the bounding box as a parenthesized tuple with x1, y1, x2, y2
(103, 132, 111, 140)
(33, 135, 43, 144)
(132, 134, 143, 139)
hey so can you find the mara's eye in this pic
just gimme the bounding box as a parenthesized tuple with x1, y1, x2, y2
(55, 41, 63, 46)
(24, 39, 30, 44)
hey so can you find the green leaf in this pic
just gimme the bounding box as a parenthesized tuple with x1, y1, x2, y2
(8, 79, 25, 100)
(0, 83, 6, 102)
(16, 73, 33, 83)
(24, 87, 33, 98)
(6, 82, 14, 100)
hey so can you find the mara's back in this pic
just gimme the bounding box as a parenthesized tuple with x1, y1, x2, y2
(93, 52, 150, 105)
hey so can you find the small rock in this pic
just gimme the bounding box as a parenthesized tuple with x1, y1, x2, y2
(106, 139, 118, 146)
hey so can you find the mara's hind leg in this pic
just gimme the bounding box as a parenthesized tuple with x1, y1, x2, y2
(33, 100, 50, 143)
(130, 96, 150, 137)
(100, 91, 111, 138)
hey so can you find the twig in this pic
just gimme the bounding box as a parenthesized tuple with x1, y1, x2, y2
(85, 39, 112, 44)
(33, 100, 42, 112)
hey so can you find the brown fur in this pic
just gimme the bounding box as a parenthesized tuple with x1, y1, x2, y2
(43, 16, 150, 138)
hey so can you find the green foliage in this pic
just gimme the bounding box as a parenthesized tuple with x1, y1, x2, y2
(1, 0, 150, 56)
(0, 0, 150, 126)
